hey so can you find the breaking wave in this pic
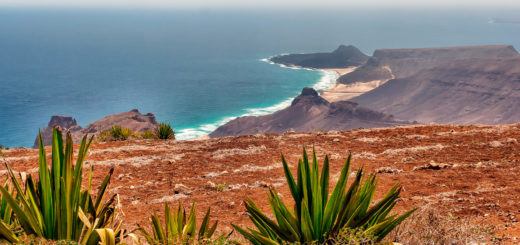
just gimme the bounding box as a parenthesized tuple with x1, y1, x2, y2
(175, 57, 338, 140)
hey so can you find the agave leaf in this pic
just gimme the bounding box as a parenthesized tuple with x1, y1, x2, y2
(182, 202, 196, 238)
(0, 220, 18, 243)
(198, 207, 211, 239)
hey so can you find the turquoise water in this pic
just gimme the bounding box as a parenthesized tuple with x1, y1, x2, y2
(1, 8, 519, 147)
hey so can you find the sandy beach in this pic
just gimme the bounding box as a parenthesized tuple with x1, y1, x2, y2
(320, 67, 386, 102)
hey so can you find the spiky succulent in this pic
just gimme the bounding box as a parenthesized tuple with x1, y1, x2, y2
(0, 128, 122, 244)
(138, 202, 218, 244)
(233, 148, 415, 244)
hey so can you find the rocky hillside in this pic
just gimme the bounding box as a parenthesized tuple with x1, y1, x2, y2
(269, 45, 369, 68)
(2, 124, 519, 241)
(339, 45, 519, 84)
(351, 57, 520, 124)
(210, 87, 409, 137)
(34, 109, 158, 148)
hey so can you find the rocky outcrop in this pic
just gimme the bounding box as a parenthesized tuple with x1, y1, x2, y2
(351, 57, 520, 124)
(210, 88, 409, 138)
(33, 109, 158, 148)
(339, 45, 519, 84)
(80, 109, 158, 134)
(33, 116, 83, 148)
(269, 45, 369, 68)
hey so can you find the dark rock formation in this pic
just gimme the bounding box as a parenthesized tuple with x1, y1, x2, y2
(33, 109, 158, 148)
(339, 45, 519, 84)
(270, 45, 369, 68)
(33, 116, 83, 148)
(210, 88, 408, 138)
(351, 57, 520, 124)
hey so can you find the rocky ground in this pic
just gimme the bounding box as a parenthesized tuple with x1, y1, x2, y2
(2, 124, 520, 242)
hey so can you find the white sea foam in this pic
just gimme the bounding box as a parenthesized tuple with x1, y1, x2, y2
(175, 57, 338, 140)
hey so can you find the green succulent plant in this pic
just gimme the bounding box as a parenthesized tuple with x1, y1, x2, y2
(138, 202, 218, 244)
(0, 128, 122, 244)
(156, 123, 175, 140)
(232, 148, 415, 244)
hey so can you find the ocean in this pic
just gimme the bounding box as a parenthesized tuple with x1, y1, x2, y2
(1, 7, 519, 147)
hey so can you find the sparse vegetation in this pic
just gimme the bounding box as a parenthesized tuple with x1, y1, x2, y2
(138, 202, 219, 244)
(97, 125, 134, 141)
(215, 183, 228, 192)
(0, 128, 123, 244)
(386, 208, 497, 244)
(141, 130, 155, 139)
(232, 148, 415, 244)
(156, 122, 175, 140)
(97, 123, 175, 142)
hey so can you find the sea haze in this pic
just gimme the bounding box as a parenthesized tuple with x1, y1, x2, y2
(0, 8, 519, 147)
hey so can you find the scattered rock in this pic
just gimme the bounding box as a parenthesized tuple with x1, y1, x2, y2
(414, 160, 452, 170)
(174, 184, 192, 195)
(375, 167, 403, 174)
(205, 181, 216, 190)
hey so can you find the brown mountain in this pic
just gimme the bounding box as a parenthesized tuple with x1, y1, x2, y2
(351, 57, 520, 124)
(339, 45, 519, 84)
(33, 109, 158, 148)
(210, 87, 409, 137)
(269, 45, 369, 68)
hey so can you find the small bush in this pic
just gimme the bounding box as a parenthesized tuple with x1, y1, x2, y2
(97, 125, 134, 142)
(141, 130, 155, 139)
(120, 127, 132, 140)
(156, 122, 175, 140)
(215, 183, 228, 192)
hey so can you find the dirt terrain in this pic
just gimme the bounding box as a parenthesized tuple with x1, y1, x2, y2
(2, 124, 520, 242)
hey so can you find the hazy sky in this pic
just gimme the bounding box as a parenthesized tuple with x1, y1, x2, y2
(1, 0, 520, 9)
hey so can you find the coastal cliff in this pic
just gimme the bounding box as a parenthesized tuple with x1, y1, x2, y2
(338, 45, 519, 84)
(210, 87, 408, 137)
(269, 45, 369, 68)
(351, 57, 520, 124)
(33, 109, 158, 148)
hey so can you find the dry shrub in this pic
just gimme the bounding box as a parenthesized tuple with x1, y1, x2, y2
(385, 208, 496, 244)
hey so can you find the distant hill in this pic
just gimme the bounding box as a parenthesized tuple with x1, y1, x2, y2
(269, 45, 369, 68)
(351, 57, 520, 124)
(210, 87, 409, 137)
(34, 109, 158, 148)
(339, 45, 519, 84)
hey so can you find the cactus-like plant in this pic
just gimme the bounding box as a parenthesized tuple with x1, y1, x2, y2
(156, 123, 175, 140)
(138, 202, 218, 244)
(232, 149, 415, 244)
(0, 128, 122, 244)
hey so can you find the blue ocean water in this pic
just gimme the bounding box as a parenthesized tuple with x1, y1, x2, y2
(1, 7, 519, 147)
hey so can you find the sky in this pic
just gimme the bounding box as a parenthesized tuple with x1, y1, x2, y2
(1, 0, 520, 9)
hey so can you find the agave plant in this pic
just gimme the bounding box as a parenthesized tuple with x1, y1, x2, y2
(138, 202, 218, 244)
(156, 123, 175, 140)
(232, 149, 415, 244)
(0, 128, 122, 244)
(0, 181, 18, 243)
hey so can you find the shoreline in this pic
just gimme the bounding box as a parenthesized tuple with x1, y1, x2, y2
(179, 58, 340, 140)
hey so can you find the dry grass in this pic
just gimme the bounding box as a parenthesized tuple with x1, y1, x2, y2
(386, 208, 497, 244)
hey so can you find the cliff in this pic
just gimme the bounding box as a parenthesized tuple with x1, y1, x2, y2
(210, 87, 409, 137)
(339, 45, 519, 84)
(269, 45, 369, 68)
(33, 109, 158, 148)
(351, 57, 520, 124)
